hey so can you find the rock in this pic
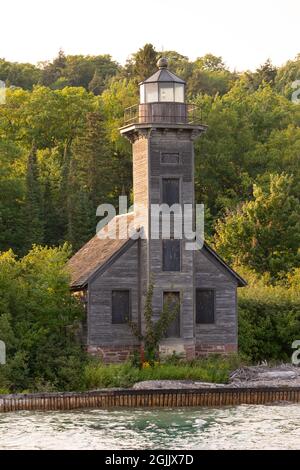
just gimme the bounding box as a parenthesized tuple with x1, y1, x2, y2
(257, 371, 297, 380)
(132, 380, 225, 390)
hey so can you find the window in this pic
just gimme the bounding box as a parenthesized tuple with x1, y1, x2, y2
(159, 83, 174, 102)
(140, 84, 145, 103)
(196, 289, 215, 324)
(162, 178, 180, 206)
(145, 83, 158, 103)
(163, 292, 180, 338)
(174, 83, 184, 102)
(161, 153, 180, 165)
(112, 290, 130, 324)
(163, 239, 181, 271)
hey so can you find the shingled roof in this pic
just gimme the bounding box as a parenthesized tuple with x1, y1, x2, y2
(67, 212, 246, 290)
(67, 213, 138, 289)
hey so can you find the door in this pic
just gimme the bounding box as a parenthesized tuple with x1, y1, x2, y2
(163, 291, 180, 338)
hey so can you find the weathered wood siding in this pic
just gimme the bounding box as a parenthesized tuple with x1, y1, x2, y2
(194, 248, 238, 349)
(138, 103, 187, 124)
(146, 129, 195, 348)
(85, 124, 238, 358)
(88, 242, 139, 346)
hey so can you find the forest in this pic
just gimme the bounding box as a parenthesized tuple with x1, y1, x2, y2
(0, 44, 300, 391)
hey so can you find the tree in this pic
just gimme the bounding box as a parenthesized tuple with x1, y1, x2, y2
(126, 44, 158, 83)
(244, 59, 277, 91)
(0, 59, 41, 89)
(275, 53, 300, 98)
(23, 145, 44, 253)
(88, 70, 105, 95)
(195, 53, 227, 72)
(0, 245, 85, 392)
(40, 53, 119, 91)
(66, 189, 95, 252)
(193, 80, 297, 217)
(70, 112, 115, 205)
(214, 173, 300, 278)
(0, 140, 25, 254)
(39, 49, 67, 87)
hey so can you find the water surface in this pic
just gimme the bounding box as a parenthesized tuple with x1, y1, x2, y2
(0, 404, 300, 450)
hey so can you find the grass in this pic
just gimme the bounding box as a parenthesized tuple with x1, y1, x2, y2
(83, 354, 244, 389)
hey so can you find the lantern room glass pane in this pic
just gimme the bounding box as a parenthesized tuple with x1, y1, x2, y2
(140, 84, 145, 103)
(145, 83, 158, 102)
(159, 83, 174, 102)
(175, 83, 184, 102)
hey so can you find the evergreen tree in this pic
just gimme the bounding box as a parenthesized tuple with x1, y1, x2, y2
(23, 145, 44, 253)
(88, 70, 105, 95)
(67, 189, 95, 252)
(125, 44, 158, 83)
(43, 178, 60, 246)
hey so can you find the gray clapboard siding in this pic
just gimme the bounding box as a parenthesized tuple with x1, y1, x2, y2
(88, 243, 140, 346)
(195, 249, 237, 345)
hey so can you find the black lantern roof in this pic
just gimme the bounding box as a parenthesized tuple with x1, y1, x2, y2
(140, 57, 185, 85)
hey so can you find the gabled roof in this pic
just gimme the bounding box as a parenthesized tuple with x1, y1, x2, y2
(67, 213, 138, 289)
(141, 68, 185, 85)
(68, 213, 246, 290)
(202, 242, 247, 287)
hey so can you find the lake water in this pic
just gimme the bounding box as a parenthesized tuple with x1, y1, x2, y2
(0, 404, 300, 450)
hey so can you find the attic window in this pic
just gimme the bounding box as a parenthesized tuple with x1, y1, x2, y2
(112, 290, 131, 324)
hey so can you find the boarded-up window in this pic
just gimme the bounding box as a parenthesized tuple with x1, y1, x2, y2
(196, 289, 215, 324)
(164, 292, 180, 338)
(162, 178, 180, 206)
(163, 239, 181, 271)
(112, 290, 130, 324)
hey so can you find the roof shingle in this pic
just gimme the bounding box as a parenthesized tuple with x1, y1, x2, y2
(67, 213, 137, 289)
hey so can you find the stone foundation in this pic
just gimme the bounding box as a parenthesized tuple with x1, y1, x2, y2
(87, 345, 139, 363)
(195, 343, 237, 356)
(159, 341, 196, 360)
(184, 343, 196, 360)
(87, 342, 237, 363)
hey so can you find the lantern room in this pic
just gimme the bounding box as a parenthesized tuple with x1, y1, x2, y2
(137, 57, 187, 124)
(139, 57, 185, 104)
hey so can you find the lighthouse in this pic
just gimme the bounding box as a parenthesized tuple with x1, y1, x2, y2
(68, 58, 246, 362)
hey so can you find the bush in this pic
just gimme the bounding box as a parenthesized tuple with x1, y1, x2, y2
(238, 284, 300, 361)
(0, 245, 87, 393)
(83, 355, 243, 389)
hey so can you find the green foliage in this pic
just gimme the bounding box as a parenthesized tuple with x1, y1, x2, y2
(124, 44, 158, 83)
(238, 282, 300, 362)
(0, 245, 86, 392)
(275, 54, 300, 98)
(83, 355, 242, 389)
(214, 174, 300, 278)
(1, 47, 300, 262)
(130, 282, 180, 364)
(1, 46, 300, 372)
(0, 59, 41, 89)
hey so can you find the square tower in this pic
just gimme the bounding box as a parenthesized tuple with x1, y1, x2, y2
(120, 58, 206, 357)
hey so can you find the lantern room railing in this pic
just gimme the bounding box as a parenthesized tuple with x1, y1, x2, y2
(123, 103, 203, 126)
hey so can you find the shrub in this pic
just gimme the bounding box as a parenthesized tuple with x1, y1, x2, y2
(238, 284, 300, 361)
(0, 245, 87, 392)
(83, 355, 243, 389)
